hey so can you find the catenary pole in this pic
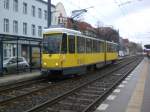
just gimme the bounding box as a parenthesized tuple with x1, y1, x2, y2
(48, 0, 51, 27)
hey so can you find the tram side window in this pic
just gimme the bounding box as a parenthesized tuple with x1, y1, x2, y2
(107, 43, 111, 52)
(86, 38, 92, 53)
(100, 41, 104, 52)
(77, 36, 85, 53)
(112, 44, 115, 52)
(109, 43, 114, 52)
(115, 45, 118, 52)
(113, 44, 117, 52)
(68, 35, 75, 53)
(93, 40, 97, 53)
(97, 41, 100, 52)
(111, 44, 115, 52)
(110, 44, 113, 52)
(61, 33, 67, 53)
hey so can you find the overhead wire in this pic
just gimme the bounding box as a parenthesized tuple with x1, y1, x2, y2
(66, 0, 108, 26)
(84, 0, 109, 25)
(113, 0, 132, 37)
(114, 0, 127, 17)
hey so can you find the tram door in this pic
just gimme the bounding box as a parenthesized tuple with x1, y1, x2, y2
(67, 35, 76, 67)
(77, 36, 85, 66)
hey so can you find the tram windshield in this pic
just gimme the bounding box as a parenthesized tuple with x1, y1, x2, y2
(43, 34, 62, 54)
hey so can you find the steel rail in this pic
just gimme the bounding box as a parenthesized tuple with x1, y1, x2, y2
(0, 84, 53, 105)
(0, 78, 46, 93)
(25, 57, 141, 112)
(82, 59, 141, 112)
(0, 57, 133, 106)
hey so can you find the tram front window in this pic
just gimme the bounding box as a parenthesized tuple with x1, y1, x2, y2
(43, 34, 62, 54)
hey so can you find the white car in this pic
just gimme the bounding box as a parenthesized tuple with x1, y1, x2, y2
(3, 57, 29, 73)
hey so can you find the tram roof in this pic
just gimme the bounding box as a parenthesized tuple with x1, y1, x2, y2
(106, 41, 118, 45)
(43, 28, 118, 45)
(43, 28, 81, 35)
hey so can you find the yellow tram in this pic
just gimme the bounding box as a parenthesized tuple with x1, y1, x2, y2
(42, 28, 118, 76)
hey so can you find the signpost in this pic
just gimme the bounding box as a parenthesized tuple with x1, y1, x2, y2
(48, 0, 51, 27)
(0, 39, 3, 76)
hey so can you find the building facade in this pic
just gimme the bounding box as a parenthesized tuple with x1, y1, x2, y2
(52, 2, 67, 26)
(0, 0, 56, 58)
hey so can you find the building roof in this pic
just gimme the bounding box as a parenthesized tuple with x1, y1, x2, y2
(123, 39, 129, 43)
(36, 0, 55, 8)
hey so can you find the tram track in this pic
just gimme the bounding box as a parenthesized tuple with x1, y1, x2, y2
(0, 79, 50, 104)
(0, 77, 45, 92)
(0, 56, 133, 93)
(0, 56, 143, 112)
(25, 56, 143, 112)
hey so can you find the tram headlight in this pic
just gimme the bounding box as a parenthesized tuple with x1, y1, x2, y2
(44, 62, 47, 66)
(55, 62, 59, 66)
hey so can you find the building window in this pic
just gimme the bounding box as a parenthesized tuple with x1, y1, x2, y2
(58, 18, 60, 24)
(32, 24, 36, 36)
(38, 8, 42, 18)
(58, 17, 64, 24)
(44, 10, 47, 20)
(13, 20, 18, 34)
(23, 22, 27, 35)
(38, 26, 42, 37)
(23, 2, 27, 14)
(31, 5, 35, 17)
(13, 0, 18, 12)
(4, 18, 9, 32)
(4, 0, 9, 9)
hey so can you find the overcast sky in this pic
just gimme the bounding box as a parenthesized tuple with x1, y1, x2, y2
(47, 0, 150, 46)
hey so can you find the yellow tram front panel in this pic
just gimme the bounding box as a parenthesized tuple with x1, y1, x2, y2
(42, 54, 62, 69)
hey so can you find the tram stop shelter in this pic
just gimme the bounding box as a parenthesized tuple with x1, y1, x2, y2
(0, 34, 42, 76)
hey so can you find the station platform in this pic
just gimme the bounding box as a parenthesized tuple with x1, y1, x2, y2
(0, 71, 41, 86)
(95, 57, 150, 112)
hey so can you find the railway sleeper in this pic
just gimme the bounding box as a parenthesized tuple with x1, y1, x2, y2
(65, 97, 93, 105)
(80, 89, 106, 95)
(86, 86, 109, 91)
(46, 107, 76, 112)
(0, 93, 15, 98)
(54, 101, 87, 111)
(93, 81, 114, 85)
(91, 82, 112, 86)
(73, 93, 99, 99)
(90, 84, 112, 88)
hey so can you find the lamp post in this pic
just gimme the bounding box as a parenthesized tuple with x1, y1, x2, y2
(48, 0, 51, 27)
